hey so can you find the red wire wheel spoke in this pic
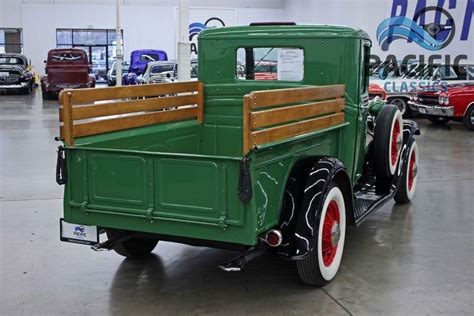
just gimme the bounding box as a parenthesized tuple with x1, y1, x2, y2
(408, 151, 416, 190)
(321, 201, 340, 267)
(391, 120, 401, 166)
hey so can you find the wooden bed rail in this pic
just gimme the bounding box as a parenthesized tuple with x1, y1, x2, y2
(59, 81, 204, 146)
(243, 85, 346, 155)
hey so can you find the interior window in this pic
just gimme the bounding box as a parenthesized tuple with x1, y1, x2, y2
(237, 47, 304, 81)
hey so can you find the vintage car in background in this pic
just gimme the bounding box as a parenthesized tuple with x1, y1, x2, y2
(56, 24, 420, 286)
(0, 53, 35, 94)
(409, 83, 474, 131)
(369, 83, 386, 100)
(137, 59, 198, 84)
(41, 49, 96, 100)
(107, 60, 130, 86)
(254, 61, 278, 80)
(371, 62, 473, 116)
(122, 49, 168, 85)
(91, 60, 107, 81)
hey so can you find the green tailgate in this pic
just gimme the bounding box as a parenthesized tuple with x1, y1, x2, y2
(63, 148, 256, 245)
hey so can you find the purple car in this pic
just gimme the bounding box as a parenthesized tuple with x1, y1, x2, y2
(122, 49, 168, 85)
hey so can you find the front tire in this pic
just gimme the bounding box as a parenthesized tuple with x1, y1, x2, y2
(296, 182, 346, 286)
(394, 141, 419, 204)
(106, 230, 158, 259)
(389, 98, 408, 116)
(374, 104, 403, 181)
(462, 105, 474, 131)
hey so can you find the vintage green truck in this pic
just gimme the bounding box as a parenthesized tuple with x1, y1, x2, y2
(57, 24, 420, 286)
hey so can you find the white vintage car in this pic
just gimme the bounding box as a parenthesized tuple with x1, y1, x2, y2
(137, 60, 198, 84)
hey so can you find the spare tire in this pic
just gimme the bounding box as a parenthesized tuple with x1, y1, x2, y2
(374, 104, 403, 181)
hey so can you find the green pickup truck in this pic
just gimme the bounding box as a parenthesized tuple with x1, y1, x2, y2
(57, 23, 420, 286)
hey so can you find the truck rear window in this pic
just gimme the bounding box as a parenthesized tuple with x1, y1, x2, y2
(140, 54, 162, 62)
(51, 53, 84, 62)
(237, 47, 304, 82)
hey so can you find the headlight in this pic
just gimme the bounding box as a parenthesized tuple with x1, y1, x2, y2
(444, 97, 449, 105)
(414, 95, 418, 101)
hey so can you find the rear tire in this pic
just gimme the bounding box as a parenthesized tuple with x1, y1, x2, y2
(42, 90, 50, 100)
(296, 181, 346, 286)
(427, 116, 450, 125)
(394, 141, 419, 204)
(106, 230, 158, 259)
(462, 105, 474, 131)
(374, 104, 403, 181)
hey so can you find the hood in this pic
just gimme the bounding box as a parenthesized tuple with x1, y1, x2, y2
(445, 83, 474, 96)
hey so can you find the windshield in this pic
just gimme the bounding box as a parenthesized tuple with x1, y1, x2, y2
(51, 53, 84, 62)
(0, 57, 25, 66)
(151, 64, 174, 74)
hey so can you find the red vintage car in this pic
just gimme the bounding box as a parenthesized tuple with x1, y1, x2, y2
(41, 49, 95, 100)
(254, 61, 278, 80)
(409, 83, 474, 131)
(369, 83, 386, 100)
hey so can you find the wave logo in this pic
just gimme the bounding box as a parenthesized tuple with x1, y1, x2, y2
(189, 17, 226, 40)
(377, 6, 456, 51)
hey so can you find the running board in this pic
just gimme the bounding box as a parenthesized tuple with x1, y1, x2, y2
(353, 183, 396, 225)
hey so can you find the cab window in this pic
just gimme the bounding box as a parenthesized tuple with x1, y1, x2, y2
(237, 47, 304, 81)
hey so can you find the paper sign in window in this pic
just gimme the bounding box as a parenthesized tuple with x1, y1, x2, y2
(277, 49, 304, 81)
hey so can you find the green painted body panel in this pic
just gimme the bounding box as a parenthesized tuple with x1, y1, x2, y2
(63, 25, 371, 246)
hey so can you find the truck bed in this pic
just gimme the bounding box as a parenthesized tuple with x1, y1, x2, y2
(59, 81, 347, 247)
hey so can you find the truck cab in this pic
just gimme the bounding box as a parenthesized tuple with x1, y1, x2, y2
(57, 24, 419, 286)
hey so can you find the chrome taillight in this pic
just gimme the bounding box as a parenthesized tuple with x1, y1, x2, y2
(265, 229, 283, 247)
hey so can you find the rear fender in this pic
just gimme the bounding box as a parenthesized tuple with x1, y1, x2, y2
(394, 120, 420, 183)
(276, 157, 353, 259)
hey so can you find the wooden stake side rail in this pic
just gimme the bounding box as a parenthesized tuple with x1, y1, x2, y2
(243, 85, 345, 155)
(59, 81, 204, 146)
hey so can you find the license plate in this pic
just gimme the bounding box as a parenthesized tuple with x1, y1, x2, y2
(60, 218, 99, 245)
(0, 72, 8, 77)
(419, 108, 427, 114)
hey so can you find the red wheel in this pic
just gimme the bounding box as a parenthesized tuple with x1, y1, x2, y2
(374, 104, 403, 180)
(395, 141, 419, 204)
(297, 182, 346, 286)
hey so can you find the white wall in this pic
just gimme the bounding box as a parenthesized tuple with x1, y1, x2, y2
(284, 0, 474, 63)
(4, 0, 285, 74)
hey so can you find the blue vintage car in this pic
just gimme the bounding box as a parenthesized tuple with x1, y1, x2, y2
(122, 49, 168, 85)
